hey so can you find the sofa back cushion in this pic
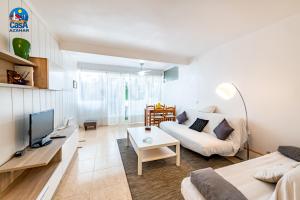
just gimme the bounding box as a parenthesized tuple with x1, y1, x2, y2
(183, 106, 216, 126)
(184, 110, 247, 152)
(198, 112, 225, 134)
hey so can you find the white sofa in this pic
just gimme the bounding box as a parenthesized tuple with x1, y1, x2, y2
(160, 109, 248, 157)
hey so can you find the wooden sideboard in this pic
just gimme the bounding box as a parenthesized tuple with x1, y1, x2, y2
(0, 126, 79, 200)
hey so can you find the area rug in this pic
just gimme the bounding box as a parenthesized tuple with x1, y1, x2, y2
(117, 138, 234, 200)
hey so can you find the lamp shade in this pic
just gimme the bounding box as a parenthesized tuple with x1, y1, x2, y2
(216, 82, 237, 100)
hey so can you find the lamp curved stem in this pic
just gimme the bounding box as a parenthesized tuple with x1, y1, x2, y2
(231, 83, 250, 160)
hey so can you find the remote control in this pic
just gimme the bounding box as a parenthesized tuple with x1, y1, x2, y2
(50, 135, 66, 139)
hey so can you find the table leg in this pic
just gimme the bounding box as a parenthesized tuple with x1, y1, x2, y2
(144, 109, 146, 126)
(127, 131, 129, 146)
(137, 150, 143, 175)
(176, 143, 180, 166)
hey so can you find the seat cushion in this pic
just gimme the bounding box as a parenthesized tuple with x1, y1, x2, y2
(160, 121, 234, 156)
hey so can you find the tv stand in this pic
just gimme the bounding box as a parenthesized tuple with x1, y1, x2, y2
(0, 126, 79, 200)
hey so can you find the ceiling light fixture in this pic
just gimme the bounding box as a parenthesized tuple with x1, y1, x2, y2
(138, 62, 151, 76)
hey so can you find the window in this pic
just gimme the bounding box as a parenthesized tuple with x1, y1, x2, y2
(78, 69, 162, 125)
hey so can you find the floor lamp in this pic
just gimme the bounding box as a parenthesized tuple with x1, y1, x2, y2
(216, 82, 250, 160)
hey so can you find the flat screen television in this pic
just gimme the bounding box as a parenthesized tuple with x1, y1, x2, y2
(29, 109, 54, 148)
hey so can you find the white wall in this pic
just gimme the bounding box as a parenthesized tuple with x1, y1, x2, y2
(163, 14, 300, 154)
(0, 0, 77, 165)
(62, 52, 78, 122)
(0, 0, 62, 64)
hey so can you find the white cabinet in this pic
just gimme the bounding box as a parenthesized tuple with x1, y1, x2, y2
(37, 128, 78, 200)
(61, 128, 79, 174)
(36, 164, 62, 200)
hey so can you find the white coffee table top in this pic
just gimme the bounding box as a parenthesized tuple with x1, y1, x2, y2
(127, 126, 179, 150)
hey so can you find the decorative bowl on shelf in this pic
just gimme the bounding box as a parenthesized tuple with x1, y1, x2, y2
(12, 38, 31, 60)
(7, 70, 29, 85)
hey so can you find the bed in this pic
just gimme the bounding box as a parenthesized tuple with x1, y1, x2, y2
(181, 152, 300, 200)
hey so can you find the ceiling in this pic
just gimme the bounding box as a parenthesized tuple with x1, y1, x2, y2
(30, 0, 300, 64)
(65, 51, 173, 70)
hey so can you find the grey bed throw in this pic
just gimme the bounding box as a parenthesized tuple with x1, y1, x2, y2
(191, 168, 248, 200)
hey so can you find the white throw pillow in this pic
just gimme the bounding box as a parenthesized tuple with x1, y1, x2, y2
(270, 165, 300, 200)
(200, 105, 217, 113)
(254, 162, 300, 183)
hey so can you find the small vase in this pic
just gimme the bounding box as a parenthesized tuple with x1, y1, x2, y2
(12, 38, 31, 60)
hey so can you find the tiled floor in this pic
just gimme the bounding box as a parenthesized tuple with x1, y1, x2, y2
(53, 124, 257, 200)
(54, 124, 140, 200)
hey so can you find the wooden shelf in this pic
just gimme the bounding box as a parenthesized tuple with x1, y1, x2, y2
(0, 126, 76, 173)
(0, 83, 36, 89)
(0, 50, 37, 67)
(0, 139, 64, 173)
(0, 161, 59, 199)
(142, 147, 176, 162)
(0, 50, 62, 90)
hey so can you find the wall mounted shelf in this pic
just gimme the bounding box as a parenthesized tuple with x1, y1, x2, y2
(0, 83, 37, 89)
(0, 50, 37, 67)
(0, 49, 64, 90)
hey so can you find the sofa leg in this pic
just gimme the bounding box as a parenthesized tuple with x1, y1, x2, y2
(203, 155, 215, 161)
(247, 142, 250, 160)
(203, 156, 210, 161)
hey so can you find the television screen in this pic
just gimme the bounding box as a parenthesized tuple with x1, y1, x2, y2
(29, 109, 54, 146)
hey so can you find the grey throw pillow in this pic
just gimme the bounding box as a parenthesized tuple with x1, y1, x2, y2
(278, 146, 300, 161)
(214, 119, 234, 140)
(189, 118, 209, 132)
(177, 111, 188, 124)
(191, 168, 247, 200)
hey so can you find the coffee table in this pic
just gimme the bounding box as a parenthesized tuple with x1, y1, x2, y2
(127, 126, 180, 175)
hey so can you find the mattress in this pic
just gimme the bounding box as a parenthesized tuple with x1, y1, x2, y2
(181, 152, 297, 200)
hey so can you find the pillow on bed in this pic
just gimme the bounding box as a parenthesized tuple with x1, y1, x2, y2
(271, 165, 300, 200)
(254, 162, 300, 183)
(278, 146, 300, 161)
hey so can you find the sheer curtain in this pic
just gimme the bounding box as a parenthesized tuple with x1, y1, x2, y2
(78, 69, 162, 126)
(78, 70, 126, 126)
(127, 74, 162, 123)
